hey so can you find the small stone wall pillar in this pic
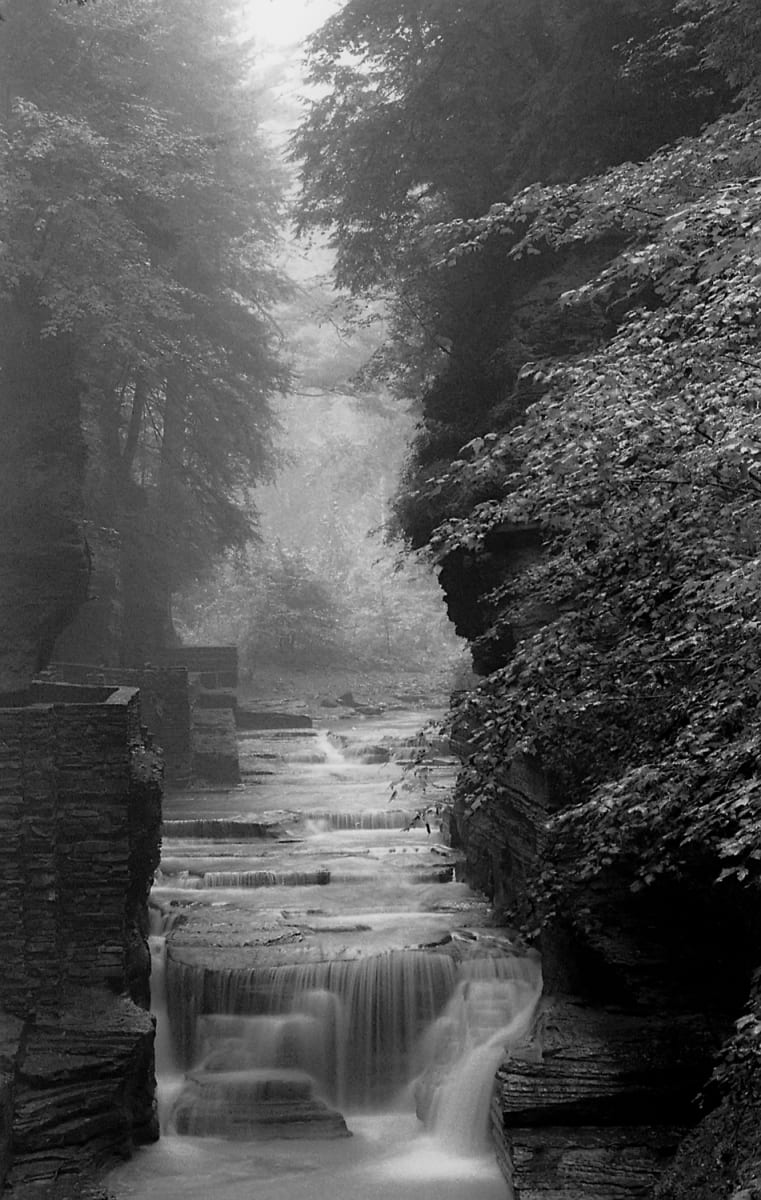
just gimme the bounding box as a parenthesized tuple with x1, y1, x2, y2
(152, 647, 240, 784)
(46, 664, 192, 785)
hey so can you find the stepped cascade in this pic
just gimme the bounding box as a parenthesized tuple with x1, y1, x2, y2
(110, 697, 542, 1200)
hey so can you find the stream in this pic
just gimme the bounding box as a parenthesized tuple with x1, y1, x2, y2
(109, 701, 541, 1200)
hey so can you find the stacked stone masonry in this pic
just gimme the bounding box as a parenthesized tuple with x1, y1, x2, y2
(0, 684, 161, 1196)
(149, 647, 240, 783)
(48, 663, 192, 785)
(153, 645, 238, 691)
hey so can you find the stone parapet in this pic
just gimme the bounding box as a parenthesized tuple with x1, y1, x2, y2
(152, 645, 238, 692)
(46, 664, 192, 785)
(0, 686, 161, 1013)
(191, 708, 241, 785)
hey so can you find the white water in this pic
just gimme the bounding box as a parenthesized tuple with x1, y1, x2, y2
(112, 1115, 516, 1200)
(111, 708, 540, 1200)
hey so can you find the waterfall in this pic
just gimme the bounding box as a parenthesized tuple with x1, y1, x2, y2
(424, 970, 542, 1155)
(148, 934, 184, 1128)
(114, 704, 540, 1200)
(163, 945, 541, 1135)
(166, 949, 461, 1108)
(201, 868, 331, 888)
(307, 810, 421, 831)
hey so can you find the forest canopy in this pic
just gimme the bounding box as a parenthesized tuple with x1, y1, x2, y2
(0, 0, 288, 672)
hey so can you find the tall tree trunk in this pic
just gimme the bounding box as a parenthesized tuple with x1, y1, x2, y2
(121, 371, 185, 664)
(0, 284, 89, 693)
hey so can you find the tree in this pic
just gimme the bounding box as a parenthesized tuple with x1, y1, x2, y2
(175, 383, 463, 675)
(0, 0, 288, 675)
(291, 0, 728, 453)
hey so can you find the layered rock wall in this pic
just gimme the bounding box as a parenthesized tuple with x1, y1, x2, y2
(453, 734, 749, 1198)
(490, 1003, 715, 1199)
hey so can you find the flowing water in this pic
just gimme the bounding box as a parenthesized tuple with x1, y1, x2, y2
(110, 701, 541, 1200)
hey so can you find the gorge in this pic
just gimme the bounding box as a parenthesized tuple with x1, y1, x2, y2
(3, 2, 761, 1198)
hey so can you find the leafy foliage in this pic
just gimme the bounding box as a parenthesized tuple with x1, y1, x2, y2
(428, 97, 761, 921)
(176, 385, 463, 674)
(0, 0, 288, 657)
(292, 0, 729, 474)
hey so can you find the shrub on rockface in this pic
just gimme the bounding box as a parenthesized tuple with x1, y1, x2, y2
(430, 99, 761, 917)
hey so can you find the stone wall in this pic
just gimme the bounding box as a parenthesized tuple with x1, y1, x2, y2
(152, 645, 238, 691)
(47, 664, 192, 785)
(150, 647, 240, 784)
(0, 685, 162, 1196)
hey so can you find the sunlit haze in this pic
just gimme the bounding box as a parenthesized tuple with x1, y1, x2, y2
(246, 0, 341, 47)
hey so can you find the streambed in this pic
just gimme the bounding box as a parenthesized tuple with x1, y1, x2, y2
(110, 701, 541, 1200)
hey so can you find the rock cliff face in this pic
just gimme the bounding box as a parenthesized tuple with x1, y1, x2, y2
(443, 541, 760, 1199)
(450, 740, 759, 1198)
(0, 684, 162, 1198)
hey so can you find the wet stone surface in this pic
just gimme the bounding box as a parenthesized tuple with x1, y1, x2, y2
(110, 697, 541, 1200)
(152, 709, 536, 1131)
(155, 717, 494, 970)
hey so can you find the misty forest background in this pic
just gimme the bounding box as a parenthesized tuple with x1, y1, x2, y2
(0, 0, 462, 685)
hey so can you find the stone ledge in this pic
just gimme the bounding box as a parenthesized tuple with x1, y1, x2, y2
(501, 1124, 686, 1200)
(8, 997, 156, 1185)
(496, 1001, 718, 1128)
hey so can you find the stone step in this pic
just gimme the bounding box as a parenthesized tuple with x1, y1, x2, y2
(162, 818, 287, 840)
(236, 710, 314, 731)
(172, 1068, 350, 1140)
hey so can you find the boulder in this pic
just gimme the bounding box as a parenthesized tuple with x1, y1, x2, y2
(5, 996, 157, 1196)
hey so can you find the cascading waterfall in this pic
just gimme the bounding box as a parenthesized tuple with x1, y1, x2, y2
(166, 948, 461, 1109)
(163, 945, 541, 1135)
(112, 705, 540, 1200)
(422, 970, 542, 1154)
(148, 918, 186, 1128)
(201, 868, 332, 888)
(307, 810, 424, 831)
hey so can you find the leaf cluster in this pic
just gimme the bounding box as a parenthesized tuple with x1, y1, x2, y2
(431, 97, 761, 921)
